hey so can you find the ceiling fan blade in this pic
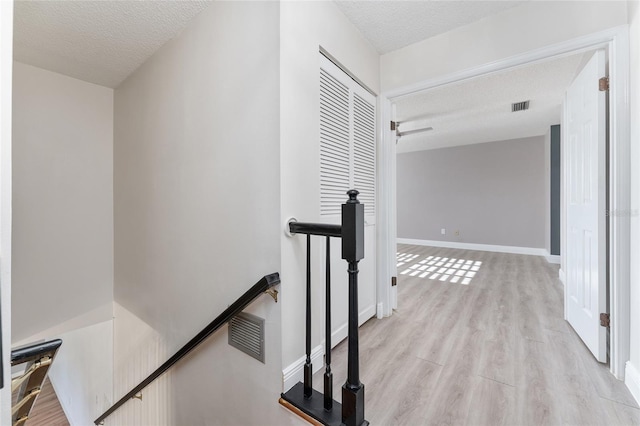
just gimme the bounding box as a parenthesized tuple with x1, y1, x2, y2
(398, 127, 433, 138)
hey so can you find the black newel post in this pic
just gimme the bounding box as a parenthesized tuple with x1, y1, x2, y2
(341, 190, 367, 426)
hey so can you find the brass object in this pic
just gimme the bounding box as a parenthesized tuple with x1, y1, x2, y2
(599, 76, 609, 91)
(265, 288, 278, 303)
(12, 388, 41, 416)
(13, 416, 29, 426)
(12, 357, 52, 392)
(279, 397, 323, 426)
(132, 392, 143, 401)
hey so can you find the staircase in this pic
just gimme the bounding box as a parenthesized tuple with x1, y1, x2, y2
(22, 378, 69, 426)
(280, 190, 369, 426)
(10, 339, 63, 426)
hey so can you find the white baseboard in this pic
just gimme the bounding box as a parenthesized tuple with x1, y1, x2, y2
(544, 252, 561, 264)
(376, 303, 384, 319)
(397, 238, 547, 257)
(282, 304, 377, 393)
(625, 361, 640, 407)
(282, 344, 324, 393)
(331, 304, 377, 346)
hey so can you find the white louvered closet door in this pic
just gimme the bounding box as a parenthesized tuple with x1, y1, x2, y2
(319, 55, 377, 345)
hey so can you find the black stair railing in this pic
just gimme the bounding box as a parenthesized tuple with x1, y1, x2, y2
(94, 273, 280, 425)
(11, 339, 63, 426)
(280, 189, 368, 426)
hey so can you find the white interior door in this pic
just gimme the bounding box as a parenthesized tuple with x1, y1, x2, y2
(564, 49, 607, 362)
(319, 55, 376, 346)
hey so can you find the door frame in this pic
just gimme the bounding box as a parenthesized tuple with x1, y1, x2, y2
(377, 25, 630, 379)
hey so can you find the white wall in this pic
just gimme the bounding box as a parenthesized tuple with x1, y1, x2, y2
(12, 62, 114, 342)
(0, 1, 13, 423)
(108, 303, 170, 426)
(381, 1, 628, 92)
(279, 0, 379, 375)
(48, 320, 114, 426)
(626, 0, 640, 405)
(113, 3, 293, 424)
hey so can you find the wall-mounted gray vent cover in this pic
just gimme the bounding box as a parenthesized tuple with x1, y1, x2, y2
(512, 100, 530, 112)
(228, 312, 265, 363)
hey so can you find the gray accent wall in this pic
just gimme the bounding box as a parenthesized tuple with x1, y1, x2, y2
(397, 136, 546, 248)
(550, 125, 561, 255)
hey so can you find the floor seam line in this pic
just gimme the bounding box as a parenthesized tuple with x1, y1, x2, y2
(477, 374, 516, 388)
(598, 395, 640, 410)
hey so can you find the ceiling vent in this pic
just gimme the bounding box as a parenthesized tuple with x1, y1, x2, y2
(512, 100, 530, 112)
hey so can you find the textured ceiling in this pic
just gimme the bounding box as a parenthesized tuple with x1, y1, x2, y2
(395, 52, 593, 153)
(13, 1, 211, 88)
(334, 0, 525, 54)
(13, 1, 528, 88)
(13, 0, 586, 149)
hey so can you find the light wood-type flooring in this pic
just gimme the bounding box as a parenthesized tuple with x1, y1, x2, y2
(23, 377, 69, 426)
(314, 244, 640, 425)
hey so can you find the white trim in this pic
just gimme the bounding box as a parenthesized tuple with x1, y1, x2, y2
(384, 26, 627, 100)
(379, 24, 630, 380)
(376, 303, 384, 319)
(331, 304, 377, 346)
(0, 2, 13, 421)
(625, 361, 640, 407)
(320, 47, 377, 97)
(282, 344, 324, 393)
(376, 96, 394, 318)
(545, 253, 561, 265)
(397, 238, 547, 257)
(559, 268, 566, 285)
(282, 303, 377, 393)
(606, 27, 631, 380)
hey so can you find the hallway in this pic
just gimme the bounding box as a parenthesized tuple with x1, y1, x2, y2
(317, 244, 640, 425)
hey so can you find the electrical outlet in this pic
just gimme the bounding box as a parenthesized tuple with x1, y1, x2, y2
(441, 228, 446, 235)
(455, 230, 460, 236)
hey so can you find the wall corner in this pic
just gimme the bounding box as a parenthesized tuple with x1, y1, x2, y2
(625, 361, 640, 406)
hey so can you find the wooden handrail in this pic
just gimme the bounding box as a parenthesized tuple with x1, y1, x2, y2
(94, 273, 280, 425)
(289, 221, 342, 238)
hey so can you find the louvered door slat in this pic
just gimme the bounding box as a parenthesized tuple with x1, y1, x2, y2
(353, 93, 376, 215)
(320, 59, 375, 217)
(320, 67, 350, 216)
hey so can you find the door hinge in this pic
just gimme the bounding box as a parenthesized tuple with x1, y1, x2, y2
(390, 121, 397, 131)
(600, 313, 610, 328)
(599, 77, 609, 91)
(391, 276, 397, 287)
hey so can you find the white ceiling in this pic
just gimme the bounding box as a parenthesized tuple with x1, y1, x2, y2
(334, 0, 525, 54)
(13, 0, 211, 88)
(13, 1, 583, 152)
(394, 52, 593, 153)
(13, 1, 527, 89)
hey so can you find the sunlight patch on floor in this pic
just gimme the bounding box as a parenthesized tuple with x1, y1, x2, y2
(397, 252, 481, 285)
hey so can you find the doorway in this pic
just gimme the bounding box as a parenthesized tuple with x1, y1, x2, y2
(377, 26, 631, 379)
